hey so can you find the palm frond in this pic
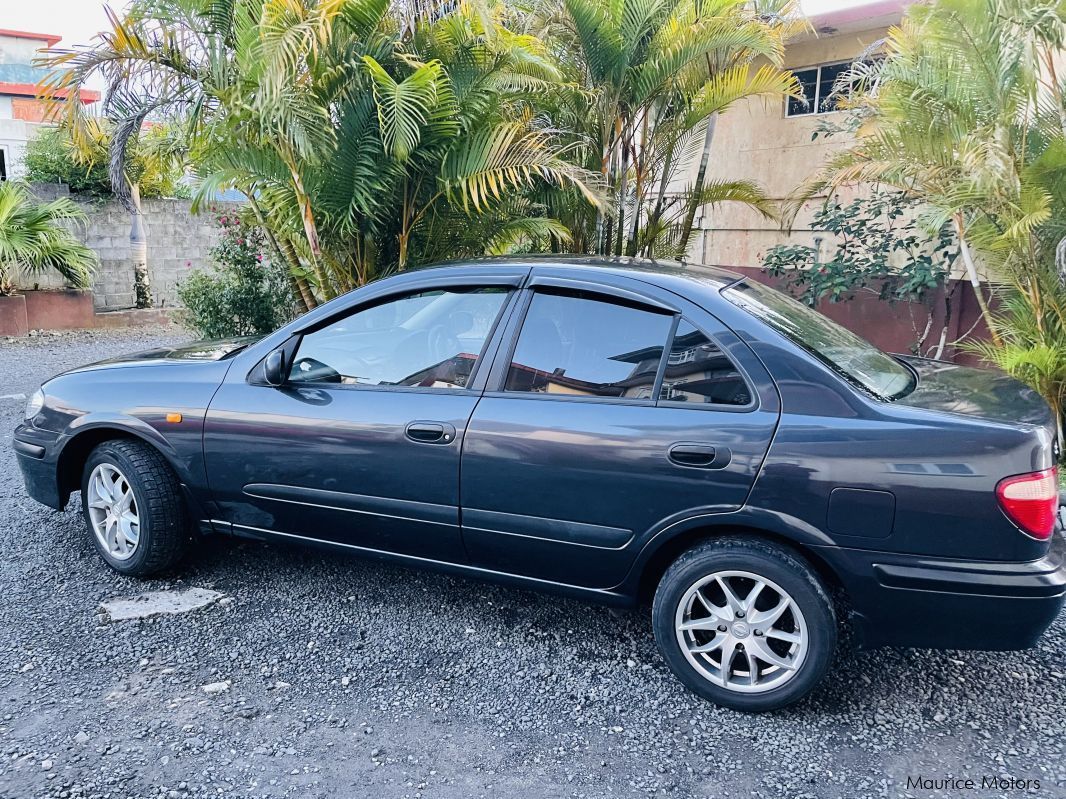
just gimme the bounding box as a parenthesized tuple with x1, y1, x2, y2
(439, 122, 603, 211)
(363, 55, 450, 161)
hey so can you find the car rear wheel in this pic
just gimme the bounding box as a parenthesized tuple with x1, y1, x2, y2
(652, 537, 836, 712)
(81, 439, 189, 577)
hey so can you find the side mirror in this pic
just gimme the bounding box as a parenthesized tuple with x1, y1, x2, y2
(264, 350, 287, 386)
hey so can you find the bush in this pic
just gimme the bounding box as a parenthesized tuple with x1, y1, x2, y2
(23, 128, 112, 197)
(177, 212, 294, 339)
(762, 191, 955, 307)
(23, 125, 187, 199)
(762, 191, 964, 357)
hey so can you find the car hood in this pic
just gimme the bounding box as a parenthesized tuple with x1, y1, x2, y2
(65, 336, 263, 374)
(896, 356, 1055, 429)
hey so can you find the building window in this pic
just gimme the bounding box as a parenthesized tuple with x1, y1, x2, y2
(786, 61, 856, 117)
(0, 148, 7, 181)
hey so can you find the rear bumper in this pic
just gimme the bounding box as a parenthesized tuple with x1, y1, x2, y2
(13, 423, 66, 510)
(825, 531, 1066, 650)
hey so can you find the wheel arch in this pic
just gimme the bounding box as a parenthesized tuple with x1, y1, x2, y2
(56, 421, 181, 501)
(632, 522, 847, 611)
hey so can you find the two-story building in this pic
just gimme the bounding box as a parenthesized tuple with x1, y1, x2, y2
(691, 0, 906, 268)
(685, 0, 988, 360)
(0, 28, 99, 180)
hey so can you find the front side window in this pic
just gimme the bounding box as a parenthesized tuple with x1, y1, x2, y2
(505, 291, 673, 400)
(661, 320, 751, 406)
(723, 280, 915, 400)
(290, 287, 508, 389)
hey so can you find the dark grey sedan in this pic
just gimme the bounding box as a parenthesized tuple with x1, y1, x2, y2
(14, 257, 1066, 711)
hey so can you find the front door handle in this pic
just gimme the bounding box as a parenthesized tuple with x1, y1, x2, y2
(405, 421, 456, 444)
(669, 443, 731, 469)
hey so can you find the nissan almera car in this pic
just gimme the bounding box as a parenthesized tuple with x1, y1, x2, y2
(13, 257, 1066, 712)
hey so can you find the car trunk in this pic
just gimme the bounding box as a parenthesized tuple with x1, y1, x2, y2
(897, 356, 1055, 428)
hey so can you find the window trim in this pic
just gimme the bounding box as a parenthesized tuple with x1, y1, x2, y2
(784, 60, 853, 118)
(488, 285, 674, 405)
(279, 284, 517, 394)
(293, 274, 524, 336)
(654, 318, 758, 413)
(484, 287, 756, 411)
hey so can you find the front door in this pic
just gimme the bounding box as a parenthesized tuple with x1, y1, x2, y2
(460, 281, 779, 588)
(204, 283, 514, 561)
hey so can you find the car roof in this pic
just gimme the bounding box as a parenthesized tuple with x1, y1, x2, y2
(417, 255, 745, 291)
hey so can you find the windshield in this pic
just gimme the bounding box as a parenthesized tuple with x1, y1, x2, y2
(723, 280, 916, 400)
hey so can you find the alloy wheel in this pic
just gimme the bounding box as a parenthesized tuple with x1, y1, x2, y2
(86, 463, 140, 561)
(674, 570, 808, 694)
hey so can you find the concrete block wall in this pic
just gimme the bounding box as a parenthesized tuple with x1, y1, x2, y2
(22, 185, 242, 310)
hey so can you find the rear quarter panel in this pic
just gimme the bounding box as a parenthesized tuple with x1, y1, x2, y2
(743, 339, 1055, 563)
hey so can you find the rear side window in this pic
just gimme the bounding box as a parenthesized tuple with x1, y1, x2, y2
(661, 320, 751, 406)
(505, 291, 673, 400)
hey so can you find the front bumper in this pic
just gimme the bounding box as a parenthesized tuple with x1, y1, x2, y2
(13, 422, 66, 510)
(825, 530, 1066, 650)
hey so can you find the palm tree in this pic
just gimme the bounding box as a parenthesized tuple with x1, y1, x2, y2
(46, 112, 187, 309)
(41, 0, 603, 310)
(791, 0, 1066, 447)
(971, 287, 1066, 448)
(529, 0, 802, 258)
(0, 182, 97, 296)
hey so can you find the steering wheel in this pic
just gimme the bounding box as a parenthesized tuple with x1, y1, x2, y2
(426, 324, 460, 363)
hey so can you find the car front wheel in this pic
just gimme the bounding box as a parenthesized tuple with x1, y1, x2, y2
(81, 439, 189, 577)
(652, 537, 836, 712)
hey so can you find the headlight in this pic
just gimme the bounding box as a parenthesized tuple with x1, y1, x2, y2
(24, 389, 44, 422)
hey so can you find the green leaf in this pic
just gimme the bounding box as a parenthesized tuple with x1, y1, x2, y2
(363, 55, 448, 162)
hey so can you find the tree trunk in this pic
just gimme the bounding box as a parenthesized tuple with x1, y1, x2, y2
(677, 113, 719, 258)
(953, 214, 1000, 346)
(275, 234, 318, 310)
(285, 160, 331, 298)
(247, 195, 315, 312)
(643, 134, 678, 257)
(625, 109, 651, 257)
(129, 183, 153, 309)
(615, 141, 630, 257)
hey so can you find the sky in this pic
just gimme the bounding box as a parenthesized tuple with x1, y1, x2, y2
(3, 0, 875, 93)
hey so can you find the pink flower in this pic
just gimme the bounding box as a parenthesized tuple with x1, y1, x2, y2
(256, 254, 262, 262)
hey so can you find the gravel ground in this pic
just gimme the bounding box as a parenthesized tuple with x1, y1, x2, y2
(0, 326, 1064, 799)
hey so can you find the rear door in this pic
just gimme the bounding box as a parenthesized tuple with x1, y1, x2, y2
(459, 274, 780, 589)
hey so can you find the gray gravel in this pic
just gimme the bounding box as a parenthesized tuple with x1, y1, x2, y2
(1, 326, 1064, 799)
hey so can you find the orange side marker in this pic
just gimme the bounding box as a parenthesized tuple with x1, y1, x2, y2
(165, 412, 183, 423)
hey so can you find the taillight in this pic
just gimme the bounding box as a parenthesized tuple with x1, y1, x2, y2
(995, 467, 1059, 540)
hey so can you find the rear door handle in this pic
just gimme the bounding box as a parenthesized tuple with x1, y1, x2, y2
(669, 443, 731, 469)
(405, 421, 456, 444)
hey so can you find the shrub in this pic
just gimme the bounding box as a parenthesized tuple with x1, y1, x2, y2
(762, 191, 962, 357)
(0, 181, 96, 295)
(177, 212, 294, 338)
(23, 128, 112, 197)
(23, 125, 187, 199)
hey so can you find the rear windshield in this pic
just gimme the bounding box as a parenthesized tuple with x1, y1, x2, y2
(723, 280, 916, 400)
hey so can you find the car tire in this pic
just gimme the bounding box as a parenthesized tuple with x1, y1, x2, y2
(652, 536, 836, 712)
(80, 439, 190, 577)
